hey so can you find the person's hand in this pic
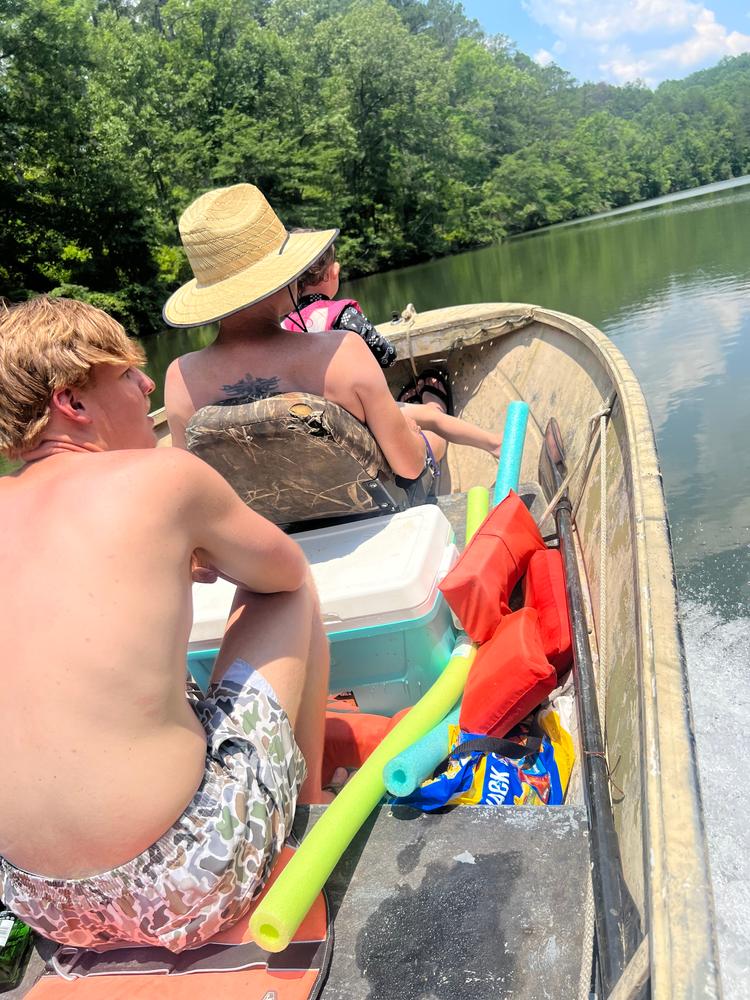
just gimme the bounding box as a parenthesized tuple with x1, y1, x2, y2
(191, 548, 218, 584)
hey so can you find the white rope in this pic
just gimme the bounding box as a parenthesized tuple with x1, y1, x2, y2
(578, 873, 596, 999)
(400, 302, 419, 381)
(538, 405, 610, 529)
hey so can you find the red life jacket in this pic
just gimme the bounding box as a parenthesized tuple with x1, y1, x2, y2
(438, 490, 546, 643)
(523, 548, 572, 675)
(281, 296, 362, 332)
(459, 608, 557, 739)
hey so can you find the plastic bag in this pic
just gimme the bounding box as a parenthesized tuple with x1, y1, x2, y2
(395, 709, 574, 811)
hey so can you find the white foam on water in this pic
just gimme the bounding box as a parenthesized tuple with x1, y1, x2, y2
(680, 597, 750, 994)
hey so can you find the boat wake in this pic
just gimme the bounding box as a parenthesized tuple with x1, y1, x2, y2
(680, 596, 750, 993)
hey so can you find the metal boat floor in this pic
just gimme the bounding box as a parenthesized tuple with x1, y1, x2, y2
(295, 803, 590, 1000)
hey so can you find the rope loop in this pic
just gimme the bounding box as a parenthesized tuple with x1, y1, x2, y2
(583, 750, 624, 798)
(400, 303, 419, 380)
(538, 397, 614, 528)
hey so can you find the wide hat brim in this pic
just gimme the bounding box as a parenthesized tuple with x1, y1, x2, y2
(162, 228, 339, 328)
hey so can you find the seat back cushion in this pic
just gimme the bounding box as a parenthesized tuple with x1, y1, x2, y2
(186, 393, 391, 526)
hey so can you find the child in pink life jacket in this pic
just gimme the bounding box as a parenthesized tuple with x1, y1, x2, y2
(283, 238, 503, 460)
(281, 238, 397, 368)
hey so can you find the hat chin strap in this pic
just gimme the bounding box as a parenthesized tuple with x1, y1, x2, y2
(287, 286, 308, 333)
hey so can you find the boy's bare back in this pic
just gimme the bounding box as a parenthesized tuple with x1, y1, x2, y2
(0, 446, 305, 878)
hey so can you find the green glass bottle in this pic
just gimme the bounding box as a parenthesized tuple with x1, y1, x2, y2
(0, 910, 33, 990)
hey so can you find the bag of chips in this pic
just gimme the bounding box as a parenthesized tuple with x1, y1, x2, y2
(394, 709, 574, 811)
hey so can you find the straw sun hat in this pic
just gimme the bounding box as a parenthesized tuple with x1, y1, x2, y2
(162, 184, 338, 328)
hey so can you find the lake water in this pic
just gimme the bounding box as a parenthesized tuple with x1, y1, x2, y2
(143, 177, 750, 991)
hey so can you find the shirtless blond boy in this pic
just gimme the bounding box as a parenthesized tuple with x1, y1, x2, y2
(0, 296, 333, 953)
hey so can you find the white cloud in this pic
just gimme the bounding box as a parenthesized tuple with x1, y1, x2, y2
(522, 0, 750, 83)
(600, 53, 653, 82)
(534, 48, 555, 66)
(653, 8, 750, 66)
(601, 8, 750, 82)
(524, 0, 698, 42)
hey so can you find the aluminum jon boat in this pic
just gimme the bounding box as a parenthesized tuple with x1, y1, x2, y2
(15, 303, 720, 1000)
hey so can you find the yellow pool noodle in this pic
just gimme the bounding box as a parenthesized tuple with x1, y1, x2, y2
(249, 635, 476, 952)
(465, 486, 490, 544)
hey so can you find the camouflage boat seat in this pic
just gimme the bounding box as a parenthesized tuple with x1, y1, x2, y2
(185, 393, 432, 530)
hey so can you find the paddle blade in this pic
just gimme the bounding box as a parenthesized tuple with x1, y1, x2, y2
(538, 418, 567, 501)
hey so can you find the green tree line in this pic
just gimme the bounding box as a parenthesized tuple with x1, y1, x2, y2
(2, 0, 749, 332)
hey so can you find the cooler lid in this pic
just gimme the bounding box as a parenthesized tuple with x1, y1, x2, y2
(295, 505, 454, 629)
(189, 505, 455, 646)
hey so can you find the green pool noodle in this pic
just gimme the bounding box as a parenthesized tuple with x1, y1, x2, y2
(249, 634, 476, 953)
(380, 424, 512, 803)
(465, 486, 490, 543)
(383, 703, 461, 797)
(493, 401, 530, 505)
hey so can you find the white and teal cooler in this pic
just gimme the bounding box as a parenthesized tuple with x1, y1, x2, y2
(188, 505, 459, 716)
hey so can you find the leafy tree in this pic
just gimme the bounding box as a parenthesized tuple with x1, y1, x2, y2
(1, 0, 748, 330)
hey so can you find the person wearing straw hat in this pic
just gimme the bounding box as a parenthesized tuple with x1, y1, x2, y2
(164, 185, 504, 474)
(163, 183, 432, 480)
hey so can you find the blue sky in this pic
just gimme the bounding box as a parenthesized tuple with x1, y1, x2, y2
(461, 0, 750, 86)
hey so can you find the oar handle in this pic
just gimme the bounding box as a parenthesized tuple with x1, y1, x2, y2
(542, 417, 640, 992)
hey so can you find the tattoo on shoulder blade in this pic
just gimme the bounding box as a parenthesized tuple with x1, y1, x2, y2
(214, 373, 281, 406)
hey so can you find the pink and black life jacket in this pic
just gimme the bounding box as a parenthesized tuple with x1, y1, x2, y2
(281, 295, 362, 333)
(282, 294, 397, 369)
